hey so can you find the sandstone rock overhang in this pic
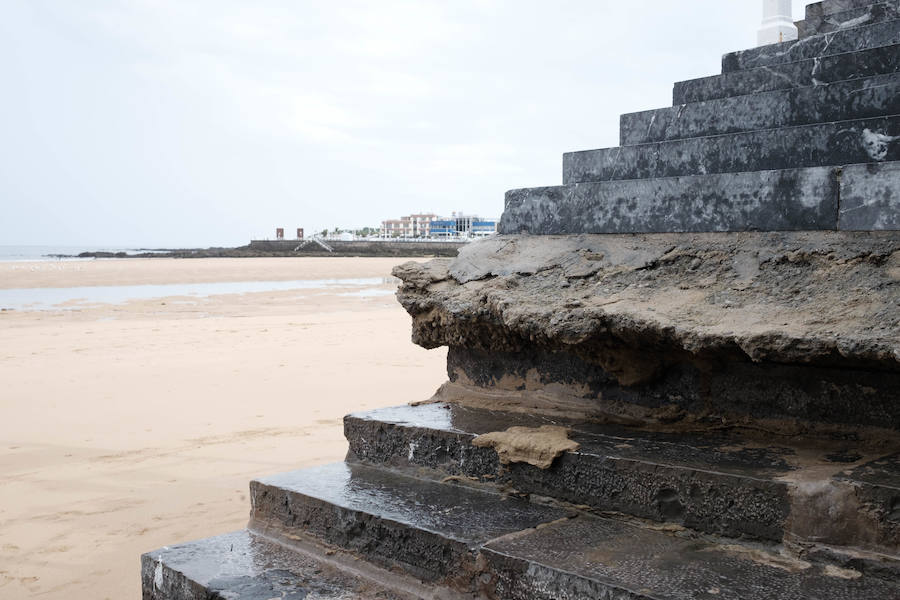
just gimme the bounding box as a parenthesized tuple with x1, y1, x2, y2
(395, 231, 900, 430)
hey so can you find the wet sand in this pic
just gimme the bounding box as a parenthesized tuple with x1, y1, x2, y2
(0, 257, 447, 599)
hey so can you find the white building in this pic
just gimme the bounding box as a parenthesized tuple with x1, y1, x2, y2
(380, 213, 439, 238)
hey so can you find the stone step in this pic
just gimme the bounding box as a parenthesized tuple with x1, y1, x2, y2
(345, 403, 790, 541)
(503, 166, 838, 234)
(673, 43, 900, 104)
(346, 403, 900, 549)
(722, 18, 900, 73)
(141, 529, 412, 600)
(565, 115, 899, 184)
(839, 159, 900, 228)
(144, 491, 900, 600)
(248, 461, 571, 590)
(504, 162, 900, 234)
(797, 1, 900, 38)
(808, 0, 889, 19)
(621, 74, 899, 146)
(483, 515, 900, 600)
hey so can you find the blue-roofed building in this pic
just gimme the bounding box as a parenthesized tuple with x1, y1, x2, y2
(379, 212, 498, 239)
(430, 220, 457, 238)
(427, 213, 498, 239)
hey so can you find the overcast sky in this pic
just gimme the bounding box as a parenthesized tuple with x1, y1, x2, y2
(1, 1, 809, 247)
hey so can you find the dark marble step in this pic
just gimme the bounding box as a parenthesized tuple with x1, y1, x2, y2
(503, 162, 900, 234)
(621, 74, 899, 145)
(673, 43, 900, 104)
(141, 529, 409, 600)
(840, 159, 900, 229)
(483, 516, 900, 600)
(797, 1, 900, 38)
(248, 461, 571, 589)
(502, 166, 838, 234)
(722, 19, 900, 74)
(346, 403, 900, 548)
(809, 0, 890, 19)
(565, 114, 899, 184)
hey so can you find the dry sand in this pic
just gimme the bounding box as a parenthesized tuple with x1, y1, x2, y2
(0, 257, 447, 599)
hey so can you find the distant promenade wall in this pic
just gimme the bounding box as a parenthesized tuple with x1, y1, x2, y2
(248, 239, 466, 257)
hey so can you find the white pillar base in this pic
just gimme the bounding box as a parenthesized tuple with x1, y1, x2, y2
(757, 0, 798, 46)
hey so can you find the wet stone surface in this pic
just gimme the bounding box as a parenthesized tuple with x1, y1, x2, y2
(141, 529, 403, 600)
(833, 452, 900, 549)
(346, 403, 799, 540)
(249, 462, 571, 584)
(841, 452, 900, 490)
(346, 403, 799, 477)
(483, 516, 900, 600)
(347, 402, 900, 549)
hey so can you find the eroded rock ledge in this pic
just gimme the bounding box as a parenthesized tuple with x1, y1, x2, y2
(394, 232, 900, 432)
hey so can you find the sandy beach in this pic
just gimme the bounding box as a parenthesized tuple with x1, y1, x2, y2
(0, 257, 447, 599)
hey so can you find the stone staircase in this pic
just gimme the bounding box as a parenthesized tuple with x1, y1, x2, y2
(796, 0, 900, 40)
(143, 2, 900, 598)
(503, 0, 900, 235)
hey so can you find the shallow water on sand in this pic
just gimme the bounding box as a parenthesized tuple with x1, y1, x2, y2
(0, 277, 396, 310)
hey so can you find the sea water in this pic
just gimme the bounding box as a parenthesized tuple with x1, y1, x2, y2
(0, 277, 397, 311)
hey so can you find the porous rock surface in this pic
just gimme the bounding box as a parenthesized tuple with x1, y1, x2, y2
(395, 231, 900, 430)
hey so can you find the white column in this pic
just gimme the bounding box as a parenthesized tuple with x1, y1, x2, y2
(757, 0, 798, 46)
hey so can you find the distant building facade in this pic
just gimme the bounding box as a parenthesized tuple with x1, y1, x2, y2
(430, 213, 499, 238)
(380, 212, 498, 239)
(380, 214, 439, 238)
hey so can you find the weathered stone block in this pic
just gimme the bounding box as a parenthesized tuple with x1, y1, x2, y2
(141, 530, 405, 600)
(621, 74, 899, 145)
(249, 462, 569, 587)
(797, 1, 900, 38)
(500, 167, 839, 235)
(346, 404, 794, 541)
(839, 160, 900, 229)
(567, 115, 900, 183)
(723, 18, 900, 73)
(808, 0, 893, 19)
(483, 517, 900, 600)
(673, 43, 900, 104)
